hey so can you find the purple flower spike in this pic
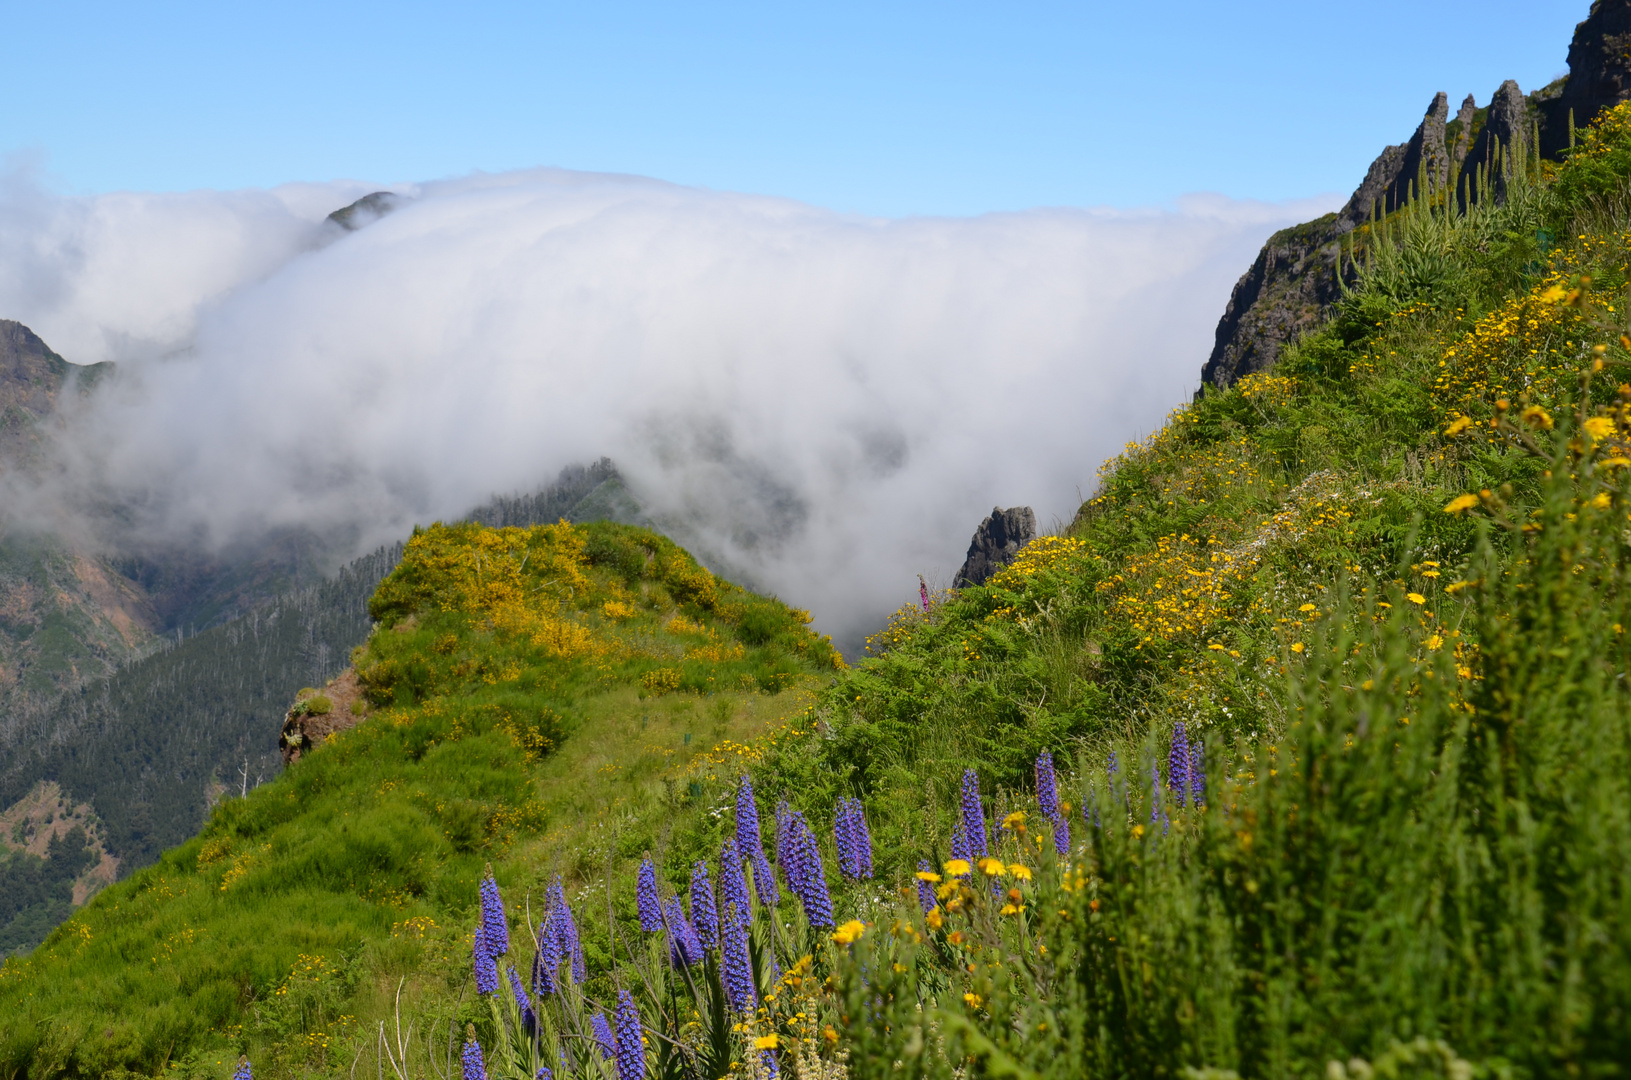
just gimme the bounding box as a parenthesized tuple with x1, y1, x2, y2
(719, 900, 757, 1012)
(736, 776, 767, 865)
(462, 1029, 489, 1080)
(636, 857, 662, 932)
(1168, 723, 1192, 809)
(1036, 752, 1060, 820)
(783, 811, 834, 929)
(774, 801, 793, 877)
(950, 829, 971, 874)
(533, 911, 561, 996)
(536, 1069, 553, 1080)
(548, 878, 586, 984)
(473, 926, 499, 995)
(591, 1011, 616, 1060)
(835, 797, 874, 880)
(690, 861, 719, 949)
(1052, 814, 1071, 856)
(233, 1058, 253, 1080)
(1188, 733, 1206, 808)
(960, 770, 989, 859)
(915, 859, 937, 913)
(664, 896, 704, 968)
(614, 990, 647, 1080)
(851, 800, 874, 878)
(719, 839, 752, 928)
(762, 1049, 780, 1078)
(508, 966, 537, 1035)
(479, 866, 509, 957)
(834, 798, 860, 880)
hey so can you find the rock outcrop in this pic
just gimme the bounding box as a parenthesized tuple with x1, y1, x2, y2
(1201, 91, 1463, 390)
(1540, 0, 1631, 157)
(1459, 79, 1535, 204)
(955, 506, 1036, 588)
(1203, 1, 1631, 391)
(279, 670, 367, 764)
(326, 191, 405, 232)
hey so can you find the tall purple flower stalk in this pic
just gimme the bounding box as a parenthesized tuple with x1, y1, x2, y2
(834, 799, 858, 879)
(774, 801, 793, 877)
(479, 866, 509, 957)
(719, 900, 757, 1012)
(1036, 751, 1070, 855)
(233, 1058, 253, 1080)
(915, 859, 937, 913)
(614, 989, 647, 1080)
(548, 878, 586, 984)
(736, 776, 780, 905)
(719, 839, 752, 928)
(1188, 732, 1206, 807)
(473, 926, 499, 995)
(462, 1028, 488, 1080)
(533, 911, 561, 996)
(782, 810, 834, 928)
(834, 797, 874, 880)
(690, 861, 719, 949)
(536, 1069, 553, 1080)
(664, 896, 704, 968)
(508, 966, 537, 1035)
(636, 857, 662, 932)
(960, 770, 989, 859)
(950, 829, 971, 874)
(1035, 752, 1060, 820)
(590, 1011, 616, 1060)
(762, 1050, 781, 1078)
(1052, 813, 1071, 856)
(1168, 723, 1192, 808)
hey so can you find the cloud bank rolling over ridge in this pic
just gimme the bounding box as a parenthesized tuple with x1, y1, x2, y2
(0, 166, 1336, 650)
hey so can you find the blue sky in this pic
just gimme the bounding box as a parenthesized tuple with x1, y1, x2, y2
(2, 1, 1588, 215)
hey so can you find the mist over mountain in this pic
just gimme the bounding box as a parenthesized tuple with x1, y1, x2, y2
(0, 168, 1331, 649)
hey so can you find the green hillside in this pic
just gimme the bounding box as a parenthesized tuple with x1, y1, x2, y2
(0, 518, 839, 1078)
(8, 90, 1631, 1080)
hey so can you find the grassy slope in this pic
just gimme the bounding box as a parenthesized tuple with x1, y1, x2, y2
(0, 519, 839, 1079)
(10, 108, 1631, 1080)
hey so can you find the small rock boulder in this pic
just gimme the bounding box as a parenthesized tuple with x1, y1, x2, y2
(955, 506, 1036, 588)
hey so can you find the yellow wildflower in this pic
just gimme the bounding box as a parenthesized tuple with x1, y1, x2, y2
(831, 920, 866, 945)
(1521, 405, 1554, 430)
(914, 870, 942, 883)
(1584, 416, 1616, 441)
(1443, 415, 1473, 436)
(1007, 864, 1032, 880)
(755, 1035, 780, 1050)
(944, 859, 971, 877)
(977, 856, 1006, 877)
(1444, 493, 1479, 514)
(1407, 593, 1426, 605)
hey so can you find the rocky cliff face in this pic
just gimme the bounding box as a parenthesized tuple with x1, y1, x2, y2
(955, 506, 1036, 587)
(1202, 0, 1631, 390)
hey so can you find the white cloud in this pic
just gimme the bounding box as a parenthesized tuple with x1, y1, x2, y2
(2, 166, 1336, 651)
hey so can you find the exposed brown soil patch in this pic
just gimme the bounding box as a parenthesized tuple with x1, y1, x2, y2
(0, 779, 120, 904)
(279, 668, 369, 764)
